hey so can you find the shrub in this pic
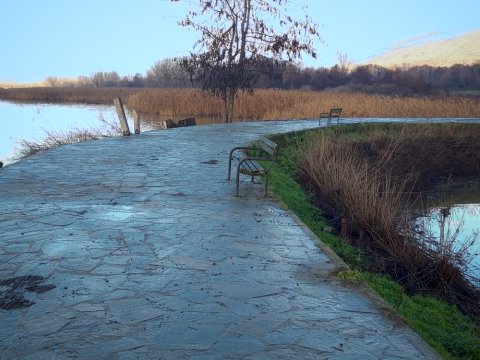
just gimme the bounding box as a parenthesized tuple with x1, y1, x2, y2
(299, 123, 480, 315)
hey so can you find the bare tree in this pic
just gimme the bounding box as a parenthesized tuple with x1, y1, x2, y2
(146, 58, 190, 88)
(172, 0, 320, 122)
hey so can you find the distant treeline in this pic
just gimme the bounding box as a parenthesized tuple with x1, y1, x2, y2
(37, 58, 480, 96)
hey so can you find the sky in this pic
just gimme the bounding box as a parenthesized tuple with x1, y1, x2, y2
(0, 0, 479, 83)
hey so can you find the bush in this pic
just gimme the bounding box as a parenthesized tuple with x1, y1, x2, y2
(293, 123, 480, 315)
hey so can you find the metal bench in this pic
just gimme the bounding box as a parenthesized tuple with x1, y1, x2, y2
(227, 137, 279, 197)
(319, 107, 342, 125)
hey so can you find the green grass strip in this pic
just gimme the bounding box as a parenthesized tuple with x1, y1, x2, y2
(266, 128, 480, 360)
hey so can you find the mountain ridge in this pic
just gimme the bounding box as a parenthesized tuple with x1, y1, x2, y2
(363, 30, 480, 68)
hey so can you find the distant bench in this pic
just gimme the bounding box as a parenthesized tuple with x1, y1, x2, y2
(227, 137, 279, 197)
(319, 107, 342, 125)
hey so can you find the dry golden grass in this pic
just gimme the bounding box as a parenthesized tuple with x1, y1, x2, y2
(1, 87, 479, 119)
(125, 89, 480, 119)
(0, 80, 46, 88)
(366, 30, 480, 68)
(15, 117, 122, 159)
(0, 87, 144, 104)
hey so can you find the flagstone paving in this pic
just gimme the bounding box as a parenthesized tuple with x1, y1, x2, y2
(0, 120, 440, 359)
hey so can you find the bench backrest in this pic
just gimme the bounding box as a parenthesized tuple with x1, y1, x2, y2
(330, 108, 342, 117)
(257, 137, 279, 158)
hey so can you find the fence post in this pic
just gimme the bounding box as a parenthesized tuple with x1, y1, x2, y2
(132, 109, 141, 134)
(113, 97, 131, 136)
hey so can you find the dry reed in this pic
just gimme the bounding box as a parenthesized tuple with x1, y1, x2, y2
(125, 89, 480, 120)
(1, 87, 479, 119)
(16, 117, 122, 159)
(300, 123, 480, 314)
(0, 87, 144, 105)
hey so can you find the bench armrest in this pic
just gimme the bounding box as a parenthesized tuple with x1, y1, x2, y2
(227, 146, 256, 180)
(229, 146, 253, 158)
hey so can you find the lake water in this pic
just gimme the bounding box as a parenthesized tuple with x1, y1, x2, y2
(0, 101, 144, 165)
(415, 192, 480, 279)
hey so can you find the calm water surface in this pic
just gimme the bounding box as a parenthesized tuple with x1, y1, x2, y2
(0, 101, 141, 165)
(416, 192, 480, 279)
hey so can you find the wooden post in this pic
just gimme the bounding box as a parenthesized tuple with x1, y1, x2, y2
(113, 97, 130, 136)
(132, 109, 141, 134)
(341, 218, 350, 238)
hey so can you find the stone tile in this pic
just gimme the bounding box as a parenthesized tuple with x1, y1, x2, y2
(105, 297, 163, 324)
(151, 323, 228, 351)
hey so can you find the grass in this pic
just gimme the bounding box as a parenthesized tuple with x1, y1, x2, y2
(15, 117, 122, 159)
(0, 87, 144, 105)
(267, 125, 480, 359)
(125, 89, 480, 119)
(1, 87, 480, 119)
(365, 274, 480, 360)
(267, 131, 365, 268)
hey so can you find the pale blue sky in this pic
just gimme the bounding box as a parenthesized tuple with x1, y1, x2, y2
(1, 0, 478, 82)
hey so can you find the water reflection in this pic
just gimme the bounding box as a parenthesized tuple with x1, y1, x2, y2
(417, 202, 480, 278)
(0, 101, 139, 165)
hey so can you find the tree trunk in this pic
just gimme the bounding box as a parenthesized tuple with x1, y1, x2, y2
(223, 88, 236, 123)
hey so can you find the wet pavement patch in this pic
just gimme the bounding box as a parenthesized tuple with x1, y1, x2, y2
(0, 275, 56, 309)
(201, 159, 219, 165)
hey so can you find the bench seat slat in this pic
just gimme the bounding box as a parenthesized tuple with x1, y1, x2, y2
(258, 137, 278, 155)
(240, 159, 264, 175)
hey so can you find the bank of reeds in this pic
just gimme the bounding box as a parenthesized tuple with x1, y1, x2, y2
(2, 87, 479, 118)
(125, 89, 480, 119)
(0, 87, 144, 105)
(300, 123, 480, 315)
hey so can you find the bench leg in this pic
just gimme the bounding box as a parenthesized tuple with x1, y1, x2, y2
(227, 155, 232, 180)
(264, 173, 268, 197)
(235, 170, 241, 197)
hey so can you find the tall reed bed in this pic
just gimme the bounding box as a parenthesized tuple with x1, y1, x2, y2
(2, 87, 479, 118)
(0, 87, 144, 104)
(300, 123, 480, 315)
(125, 89, 222, 120)
(125, 89, 480, 119)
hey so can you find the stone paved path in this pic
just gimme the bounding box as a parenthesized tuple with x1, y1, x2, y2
(0, 120, 439, 359)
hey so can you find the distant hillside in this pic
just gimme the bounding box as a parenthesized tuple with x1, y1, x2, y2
(364, 30, 480, 68)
